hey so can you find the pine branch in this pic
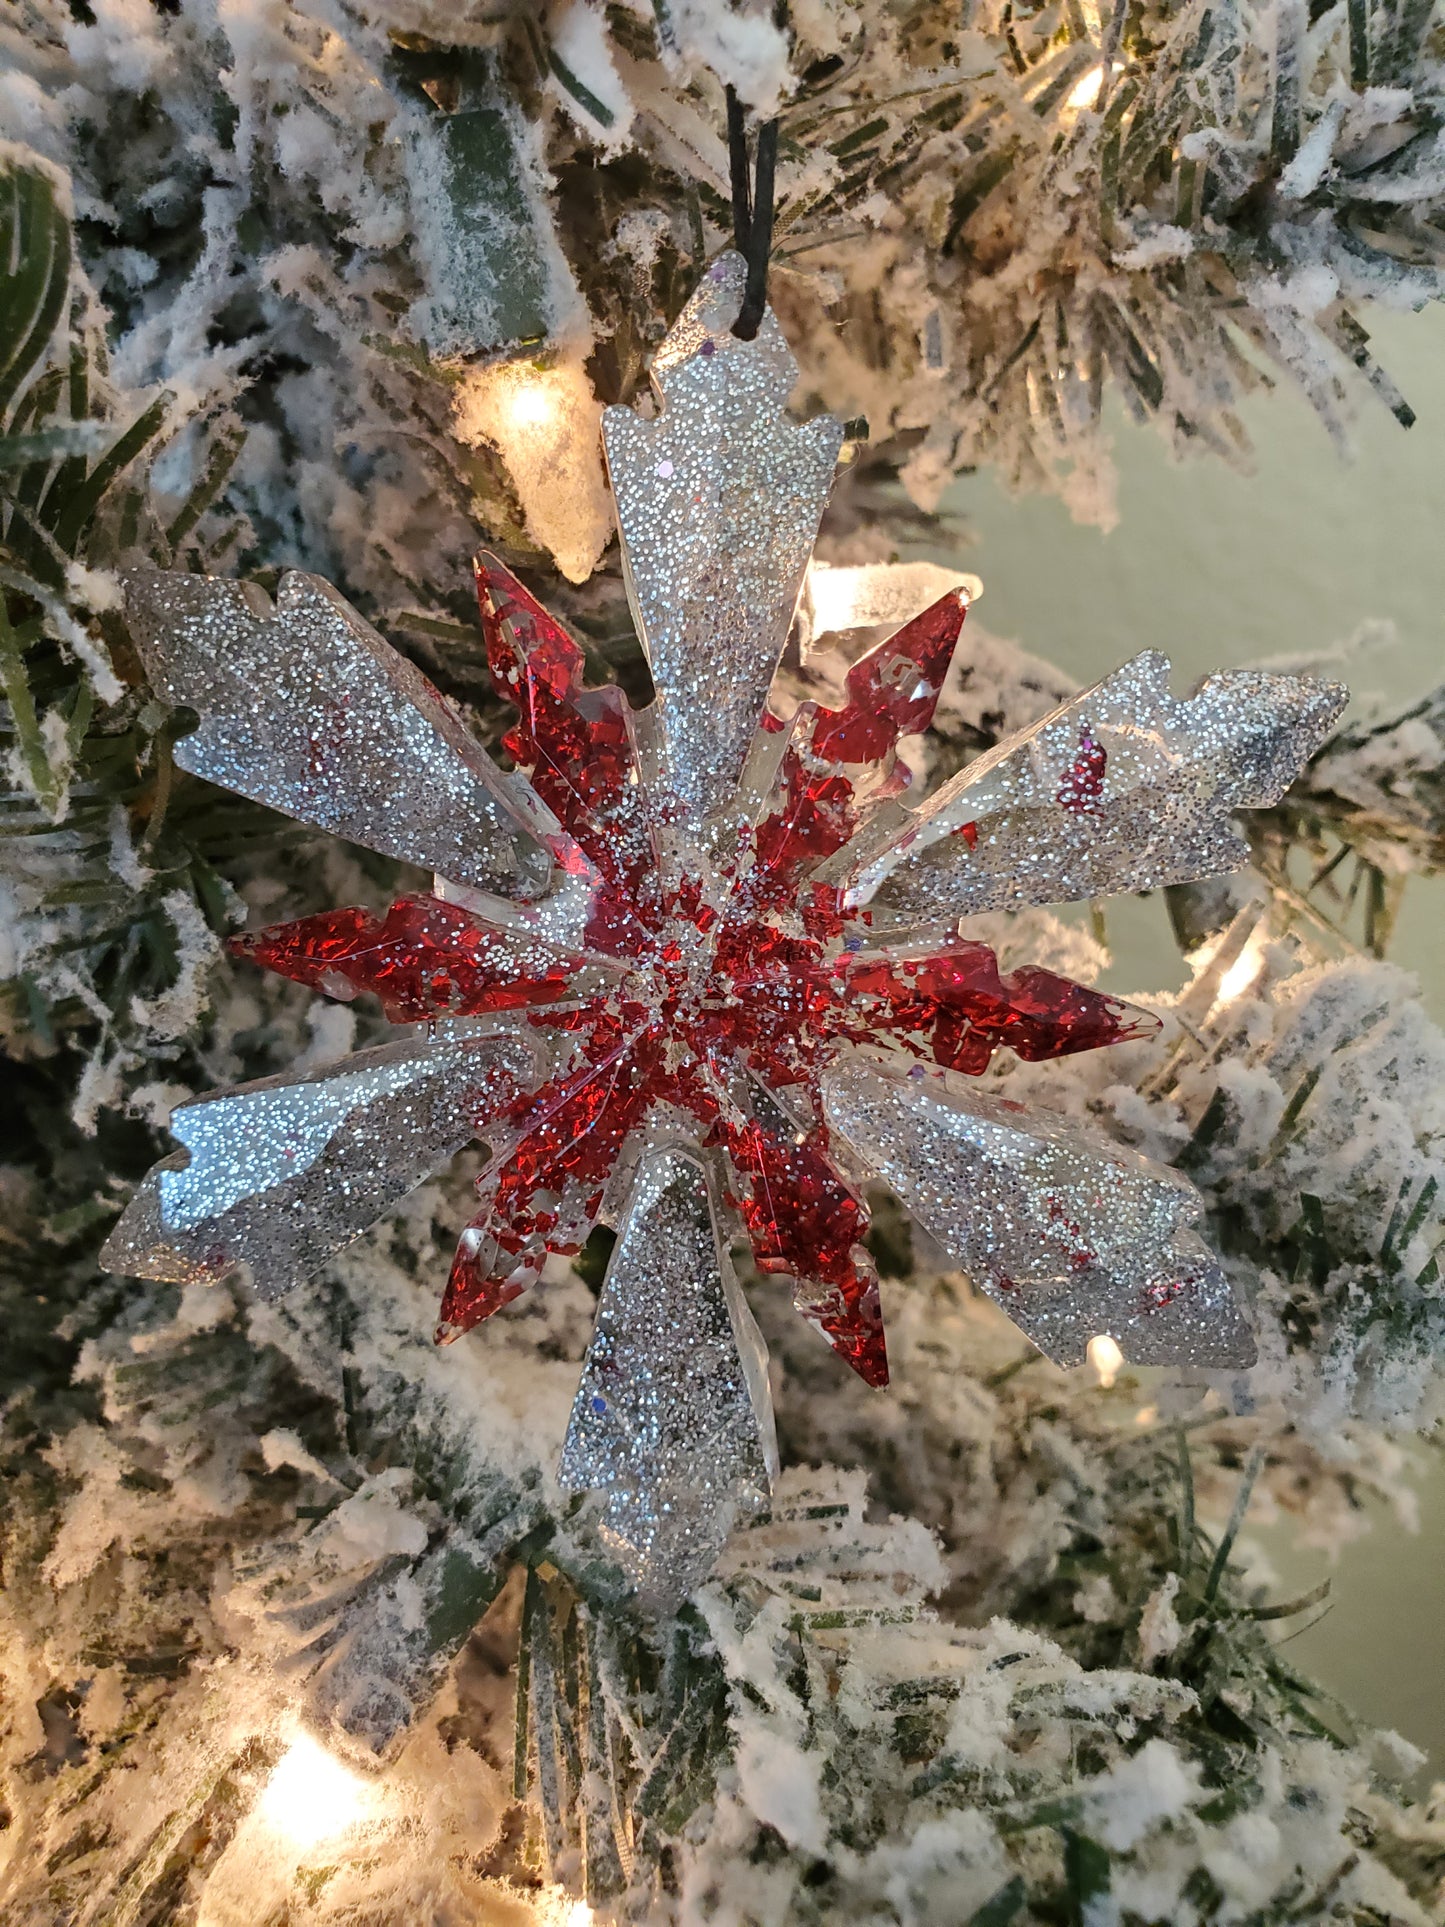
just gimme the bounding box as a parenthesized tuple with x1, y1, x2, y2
(0, 154, 301, 1081)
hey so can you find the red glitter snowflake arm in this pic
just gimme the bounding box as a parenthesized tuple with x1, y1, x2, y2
(477, 555, 661, 955)
(717, 1082, 888, 1388)
(810, 589, 967, 767)
(477, 553, 586, 711)
(745, 739, 856, 912)
(742, 592, 968, 914)
(437, 1024, 657, 1340)
(840, 941, 1161, 1075)
(230, 895, 615, 1025)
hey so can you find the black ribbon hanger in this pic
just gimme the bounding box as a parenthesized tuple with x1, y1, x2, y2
(725, 85, 779, 342)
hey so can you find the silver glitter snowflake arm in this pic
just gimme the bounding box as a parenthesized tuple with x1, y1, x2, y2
(100, 1031, 540, 1298)
(125, 569, 557, 899)
(602, 253, 843, 828)
(822, 1051, 1256, 1370)
(813, 652, 1348, 926)
(558, 1144, 777, 1608)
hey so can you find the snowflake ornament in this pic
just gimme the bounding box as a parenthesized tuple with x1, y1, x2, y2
(104, 255, 1347, 1606)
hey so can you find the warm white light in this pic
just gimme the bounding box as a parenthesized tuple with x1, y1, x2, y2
(1088, 1333, 1125, 1389)
(1215, 939, 1266, 1007)
(505, 378, 562, 432)
(453, 354, 610, 585)
(255, 1734, 374, 1850)
(1067, 64, 1106, 111)
(532, 1892, 597, 1927)
(1063, 61, 1123, 115)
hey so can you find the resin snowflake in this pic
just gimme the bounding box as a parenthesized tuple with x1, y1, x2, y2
(104, 255, 1347, 1605)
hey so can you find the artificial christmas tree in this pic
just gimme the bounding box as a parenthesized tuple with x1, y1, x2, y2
(4, 5, 1445, 1923)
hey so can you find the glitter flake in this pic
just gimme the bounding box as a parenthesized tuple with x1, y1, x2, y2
(558, 1145, 777, 1606)
(816, 650, 1347, 929)
(822, 1052, 1255, 1369)
(124, 569, 556, 898)
(101, 1033, 538, 1298)
(602, 252, 843, 825)
(104, 257, 1345, 1605)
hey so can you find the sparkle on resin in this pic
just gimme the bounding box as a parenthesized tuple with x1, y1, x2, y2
(103, 253, 1347, 1605)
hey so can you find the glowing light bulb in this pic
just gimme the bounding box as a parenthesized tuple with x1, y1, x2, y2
(533, 1891, 597, 1926)
(1088, 1333, 1124, 1388)
(1215, 938, 1266, 1007)
(452, 354, 609, 584)
(1062, 61, 1124, 116)
(1067, 64, 1106, 111)
(255, 1733, 374, 1850)
(505, 377, 561, 432)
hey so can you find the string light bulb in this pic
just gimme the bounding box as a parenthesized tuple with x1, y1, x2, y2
(1214, 935, 1267, 1008)
(533, 1891, 597, 1926)
(255, 1732, 376, 1851)
(452, 351, 611, 585)
(1088, 1333, 1125, 1388)
(502, 371, 566, 433)
(1062, 61, 1125, 117)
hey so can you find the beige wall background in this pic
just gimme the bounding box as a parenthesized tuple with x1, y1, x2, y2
(931, 304, 1445, 1777)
